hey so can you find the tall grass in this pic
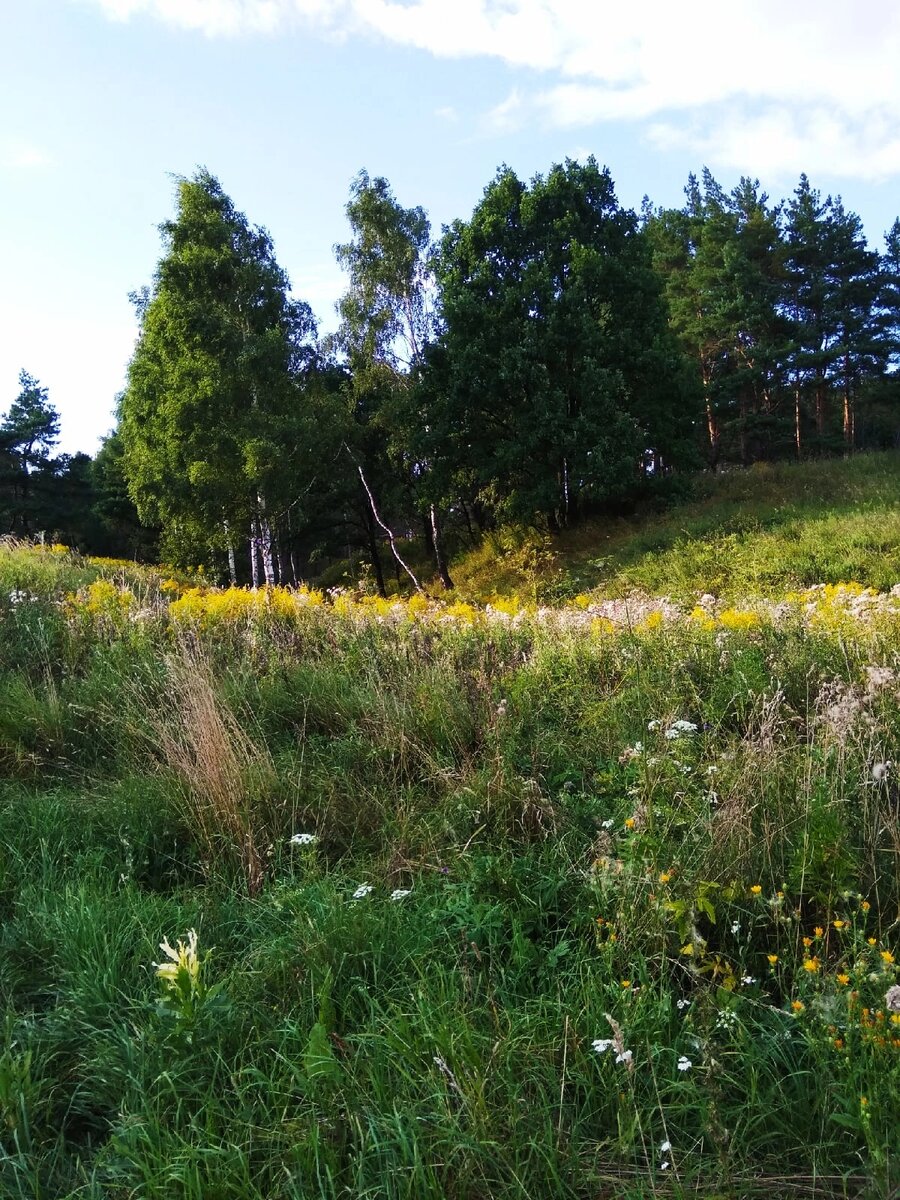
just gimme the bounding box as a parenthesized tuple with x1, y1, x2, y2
(0, 522, 898, 1197)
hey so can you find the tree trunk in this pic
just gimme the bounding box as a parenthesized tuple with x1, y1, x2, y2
(355, 461, 425, 594)
(364, 508, 387, 597)
(794, 383, 802, 460)
(430, 504, 454, 589)
(222, 519, 237, 585)
(702, 364, 719, 467)
(459, 499, 477, 546)
(249, 518, 260, 589)
(256, 497, 276, 587)
(815, 372, 826, 438)
(842, 353, 854, 451)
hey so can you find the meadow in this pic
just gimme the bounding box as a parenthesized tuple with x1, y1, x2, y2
(1, 456, 899, 1198)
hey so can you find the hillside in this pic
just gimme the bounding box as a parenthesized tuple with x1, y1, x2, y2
(449, 451, 900, 603)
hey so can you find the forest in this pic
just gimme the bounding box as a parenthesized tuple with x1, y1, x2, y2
(3, 160, 899, 589)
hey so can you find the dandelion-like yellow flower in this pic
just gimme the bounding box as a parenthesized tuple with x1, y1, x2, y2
(833, 1038, 844, 1049)
(659, 871, 672, 884)
(861, 900, 871, 912)
(680, 944, 694, 957)
(833, 919, 846, 930)
(750, 885, 762, 896)
(791, 1000, 805, 1013)
(803, 937, 813, 948)
(767, 954, 779, 965)
(868, 937, 877, 946)
(837, 973, 850, 986)
(621, 980, 632, 989)
(803, 957, 820, 973)
(814, 926, 824, 938)
(881, 950, 895, 965)
(624, 817, 636, 830)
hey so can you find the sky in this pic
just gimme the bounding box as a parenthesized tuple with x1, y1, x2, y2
(4, 1, 900, 454)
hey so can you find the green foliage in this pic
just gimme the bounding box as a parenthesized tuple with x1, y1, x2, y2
(119, 169, 319, 573)
(430, 158, 699, 527)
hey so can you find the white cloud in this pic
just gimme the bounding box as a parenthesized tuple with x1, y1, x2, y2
(481, 88, 524, 136)
(2, 142, 50, 169)
(434, 105, 459, 123)
(81, 0, 900, 179)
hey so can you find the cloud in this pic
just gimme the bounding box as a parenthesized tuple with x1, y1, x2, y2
(2, 143, 50, 169)
(481, 89, 524, 136)
(81, 0, 900, 179)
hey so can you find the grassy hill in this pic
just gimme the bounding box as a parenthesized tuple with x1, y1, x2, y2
(450, 451, 900, 602)
(0, 459, 899, 1198)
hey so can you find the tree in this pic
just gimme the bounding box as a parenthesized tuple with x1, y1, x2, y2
(0, 370, 61, 534)
(119, 169, 318, 580)
(429, 159, 697, 527)
(333, 171, 451, 590)
(784, 178, 888, 451)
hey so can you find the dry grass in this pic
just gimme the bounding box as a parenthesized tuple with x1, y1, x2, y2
(147, 640, 277, 894)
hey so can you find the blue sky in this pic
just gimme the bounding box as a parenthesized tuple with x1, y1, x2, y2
(4, 0, 900, 453)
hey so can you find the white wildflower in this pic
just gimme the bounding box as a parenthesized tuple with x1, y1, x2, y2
(614, 1049, 633, 1065)
(600, 818, 614, 830)
(665, 720, 698, 740)
(731, 921, 741, 935)
(871, 761, 891, 784)
(741, 975, 756, 985)
(289, 832, 318, 846)
(660, 1140, 671, 1153)
(352, 884, 373, 900)
(390, 888, 411, 901)
(648, 719, 662, 731)
(885, 984, 900, 1014)
(676, 1055, 692, 1071)
(591, 1038, 613, 1054)
(676, 999, 690, 1011)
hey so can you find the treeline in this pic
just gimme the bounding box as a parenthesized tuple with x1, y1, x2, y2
(6, 160, 900, 587)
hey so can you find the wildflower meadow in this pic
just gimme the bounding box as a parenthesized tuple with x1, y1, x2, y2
(0, 485, 898, 1197)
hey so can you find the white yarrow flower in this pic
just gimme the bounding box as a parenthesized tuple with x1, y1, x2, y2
(352, 884, 373, 900)
(615, 1049, 633, 1065)
(289, 832, 317, 846)
(591, 1038, 613, 1054)
(390, 888, 411, 901)
(660, 1140, 671, 1153)
(677, 1055, 692, 1071)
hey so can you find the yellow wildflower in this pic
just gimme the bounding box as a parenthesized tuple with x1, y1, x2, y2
(750, 885, 762, 895)
(803, 957, 820, 973)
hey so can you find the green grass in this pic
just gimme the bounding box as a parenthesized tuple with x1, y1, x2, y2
(450, 452, 900, 602)
(1, 481, 899, 1197)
